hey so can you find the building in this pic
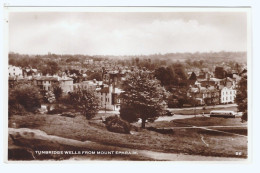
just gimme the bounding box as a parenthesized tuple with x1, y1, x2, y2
(73, 80, 103, 90)
(8, 65, 23, 77)
(187, 85, 220, 106)
(97, 84, 123, 111)
(23, 67, 38, 77)
(33, 76, 59, 91)
(73, 79, 123, 111)
(200, 86, 220, 105)
(199, 78, 222, 87)
(33, 76, 73, 93)
(220, 86, 236, 104)
(59, 76, 74, 93)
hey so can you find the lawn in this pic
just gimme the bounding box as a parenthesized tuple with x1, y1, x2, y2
(8, 113, 248, 159)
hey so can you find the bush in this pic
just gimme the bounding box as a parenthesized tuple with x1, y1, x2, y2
(8, 103, 27, 116)
(60, 112, 76, 118)
(120, 106, 139, 123)
(47, 108, 63, 115)
(68, 87, 99, 120)
(104, 115, 131, 134)
(9, 83, 42, 114)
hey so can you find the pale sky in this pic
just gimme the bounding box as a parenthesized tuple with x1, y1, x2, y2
(8, 12, 247, 55)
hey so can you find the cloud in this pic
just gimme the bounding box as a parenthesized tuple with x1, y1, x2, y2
(8, 12, 247, 55)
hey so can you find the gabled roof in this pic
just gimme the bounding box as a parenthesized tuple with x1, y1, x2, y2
(34, 76, 59, 81)
(34, 76, 73, 81)
(99, 87, 109, 93)
(59, 76, 73, 81)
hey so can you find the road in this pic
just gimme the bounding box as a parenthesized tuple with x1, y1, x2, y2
(168, 104, 237, 111)
(156, 114, 206, 122)
(98, 104, 237, 114)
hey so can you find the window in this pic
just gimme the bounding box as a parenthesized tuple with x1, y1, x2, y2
(226, 97, 228, 100)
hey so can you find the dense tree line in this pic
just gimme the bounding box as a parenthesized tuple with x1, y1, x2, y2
(235, 74, 247, 122)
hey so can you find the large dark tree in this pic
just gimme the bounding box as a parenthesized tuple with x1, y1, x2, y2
(39, 61, 60, 75)
(69, 87, 100, 119)
(120, 71, 168, 128)
(189, 72, 197, 81)
(9, 82, 42, 115)
(88, 72, 102, 81)
(52, 84, 63, 101)
(171, 63, 187, 81)
(154, 67, 176, 86)
(235, 75, 247, 121)
(215, 67, 226, 79)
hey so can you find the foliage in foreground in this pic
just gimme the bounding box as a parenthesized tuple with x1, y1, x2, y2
(9, 82, 42, 116)
(104, 115, 131, 134)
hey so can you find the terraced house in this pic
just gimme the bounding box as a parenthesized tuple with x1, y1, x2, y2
(33, 76, 73, 93)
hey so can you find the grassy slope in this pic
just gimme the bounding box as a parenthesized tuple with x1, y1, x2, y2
(9, 114, 247, 158)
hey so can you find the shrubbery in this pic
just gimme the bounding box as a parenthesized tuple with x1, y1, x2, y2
(119, 106, 139, 123)
(68, 87, 99, 120)
(47, 108, 63, 115)
(8, 103, 27, 116)
(9, 82, 42, 116)
(104, 115, 131, 134)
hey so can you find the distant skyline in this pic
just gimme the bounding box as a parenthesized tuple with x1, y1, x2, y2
(9, 12, 248, 55)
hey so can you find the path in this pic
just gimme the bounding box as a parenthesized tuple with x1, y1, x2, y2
(168, 104, 237, 111)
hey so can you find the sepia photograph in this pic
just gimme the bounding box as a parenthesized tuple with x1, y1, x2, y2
(5, 7, 250, 162)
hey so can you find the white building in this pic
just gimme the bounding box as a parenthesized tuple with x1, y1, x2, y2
(97, 85, 123, 111)
(73, 80, 103, 90)
(220, 86, 236, 104)
(84, 59, 94, 65)
(8, 65, 23, 77)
